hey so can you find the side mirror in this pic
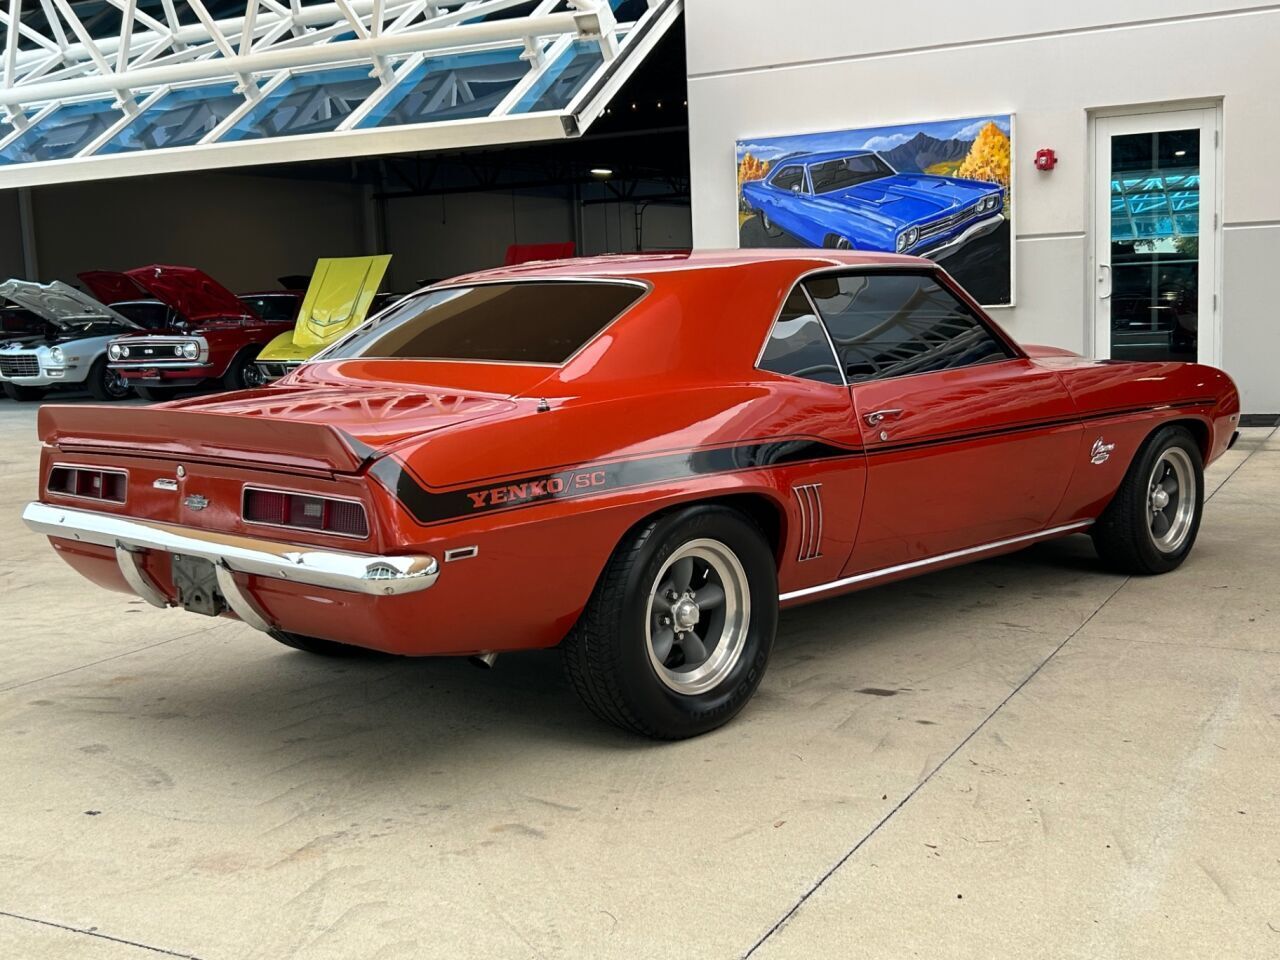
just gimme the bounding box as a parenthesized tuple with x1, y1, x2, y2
(791, 184, 801, 194)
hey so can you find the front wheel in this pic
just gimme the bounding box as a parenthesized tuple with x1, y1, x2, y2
(222, 348, 267, 390)
(1, 382, 46, 401)
(562, 505, 778, 739)
(1092, 425, 1204, 575)
(86, 356, 132, 401)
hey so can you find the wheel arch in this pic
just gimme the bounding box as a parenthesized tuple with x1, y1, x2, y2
(615, 490, 790, 570)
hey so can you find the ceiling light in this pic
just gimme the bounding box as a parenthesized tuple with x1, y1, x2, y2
(590, 168, 613, 178)
(1174, 149, 1187, 156)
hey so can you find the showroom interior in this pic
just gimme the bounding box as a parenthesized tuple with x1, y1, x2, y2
(1, 2, 1278, 959)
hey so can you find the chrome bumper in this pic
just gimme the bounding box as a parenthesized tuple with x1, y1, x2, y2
(917, 212, 1004, 261)
(23, 502, 438, 631)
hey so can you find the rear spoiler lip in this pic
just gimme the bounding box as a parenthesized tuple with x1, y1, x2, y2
(38, 404, 373, 476)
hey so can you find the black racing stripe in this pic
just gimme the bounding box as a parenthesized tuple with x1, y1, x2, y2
(372, 439, 856, 526)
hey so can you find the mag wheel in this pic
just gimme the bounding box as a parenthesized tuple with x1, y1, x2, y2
(1092, 425, 1204, 575)
(824, 234, 853, 250)
(86, 356, 132, 401)
(562, 505, 777, 739)
(222, 348, 265, 390)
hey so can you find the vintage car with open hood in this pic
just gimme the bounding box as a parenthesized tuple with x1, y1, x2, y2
(96, 265, 299, 399)
(0, 279, 153, 401)
(23, 251, 1240, 739)
(255, 255, 391, 382)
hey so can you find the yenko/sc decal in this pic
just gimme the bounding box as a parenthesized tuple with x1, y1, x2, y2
(467, 470, 609, 509)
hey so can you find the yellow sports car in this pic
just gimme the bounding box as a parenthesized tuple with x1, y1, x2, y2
(256, 255, 392, 381)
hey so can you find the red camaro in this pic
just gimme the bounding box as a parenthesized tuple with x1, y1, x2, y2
(84, 266, 302, 400)
(23, 251, 1240, 738)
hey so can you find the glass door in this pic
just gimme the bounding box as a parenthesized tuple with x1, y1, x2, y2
(1093, 108, 1219, 364)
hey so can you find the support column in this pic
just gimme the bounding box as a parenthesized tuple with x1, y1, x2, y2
(17, 187, 38, 279)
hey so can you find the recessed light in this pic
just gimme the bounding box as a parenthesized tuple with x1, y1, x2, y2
(590, 168, 613, 178)
(1174, 149, 1187, 157)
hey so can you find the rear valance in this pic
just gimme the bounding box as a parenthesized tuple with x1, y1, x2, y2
(38, 404, 371, 475)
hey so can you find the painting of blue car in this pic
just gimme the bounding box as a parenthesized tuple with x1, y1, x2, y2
(737, 114, 1014, 305)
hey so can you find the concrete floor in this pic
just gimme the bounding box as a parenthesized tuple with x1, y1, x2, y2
(0, 398, 1276, 960)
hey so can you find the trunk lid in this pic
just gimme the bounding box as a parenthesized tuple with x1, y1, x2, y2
(123, 265, 255, 323)
(38, 381, 518, 474)
(0, 279, 138, 329)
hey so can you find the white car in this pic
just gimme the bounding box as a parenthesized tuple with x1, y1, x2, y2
(0, 280, 150, 401)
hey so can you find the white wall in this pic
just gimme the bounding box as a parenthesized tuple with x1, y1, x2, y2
(686, 0, 1280, 412)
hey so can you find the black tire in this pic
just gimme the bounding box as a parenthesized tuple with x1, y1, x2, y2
(1092, 425, 1204, 575)
(562, 505, 778, 740)
(86, 356, 132, 401)
(222, 348, 266, 391)
(269, 629, 382, 657)
(134, 385, 181, 402)
(758, 210, 781, 237)
(1, 382, 46, 401)
(823, 234, 853, 250)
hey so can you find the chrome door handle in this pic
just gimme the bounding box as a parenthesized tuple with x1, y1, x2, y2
(863, 408, 903, 427)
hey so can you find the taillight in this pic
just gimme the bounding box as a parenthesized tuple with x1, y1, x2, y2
(48, 466, 127, 503)
(243, 487, 369, 539)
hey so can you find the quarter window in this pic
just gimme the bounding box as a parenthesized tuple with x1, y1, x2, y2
(771, 165, 806, 194)
(803, 271, 1012, 382)
(757, 287, 843, 385)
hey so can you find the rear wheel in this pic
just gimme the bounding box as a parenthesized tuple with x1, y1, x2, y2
(1, 383, 45, 401)
(562, 505, 778, 739)
(1092, 425, 1204, 575)
(134, 385, 182, 402)
(758, 210, 781, 237)
(269, 629, 382, 657)
(86, 356, 132, 401)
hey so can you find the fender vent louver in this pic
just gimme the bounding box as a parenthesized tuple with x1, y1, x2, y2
(793, 483, 824, 562)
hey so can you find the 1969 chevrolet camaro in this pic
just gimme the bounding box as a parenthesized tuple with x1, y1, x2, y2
(741, 150, 1005, 258)
(23, 251, 1239, 739)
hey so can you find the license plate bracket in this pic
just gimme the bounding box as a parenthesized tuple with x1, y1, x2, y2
(171, 554, 226, 617)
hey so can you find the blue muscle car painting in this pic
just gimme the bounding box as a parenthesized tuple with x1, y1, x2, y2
(737, 114, 1014, 305)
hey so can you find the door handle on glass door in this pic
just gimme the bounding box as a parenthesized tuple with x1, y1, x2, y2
(1098, 263, 1112, 300)
(864, 408, 903, 427)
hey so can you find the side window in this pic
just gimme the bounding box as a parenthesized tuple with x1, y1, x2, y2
(771, 165, 806, 194)
(804, 271, 1012, 383)
(757, 286, 843, 385)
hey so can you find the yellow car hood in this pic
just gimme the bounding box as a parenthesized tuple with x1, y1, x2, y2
(258, 255, 391, 363)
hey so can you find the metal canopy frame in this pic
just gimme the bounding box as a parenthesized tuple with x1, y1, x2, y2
(0, 0, 681, 187)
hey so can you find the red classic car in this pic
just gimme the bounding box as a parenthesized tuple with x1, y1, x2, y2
(23, 251, 1239, 739)
(85, 266, 301, 400)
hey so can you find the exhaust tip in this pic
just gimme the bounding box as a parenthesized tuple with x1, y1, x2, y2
(469, 652, 498, 669)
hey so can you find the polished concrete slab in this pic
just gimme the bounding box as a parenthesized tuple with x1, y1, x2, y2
(1, 400, 1276, 960)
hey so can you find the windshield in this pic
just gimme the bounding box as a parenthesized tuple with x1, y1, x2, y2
(112, 301, 174, 329)
(319, 281, 645, 365)
(809, 154, 895, 193)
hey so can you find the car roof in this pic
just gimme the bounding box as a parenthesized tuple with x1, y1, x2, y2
(774, 149, 876, 167)
(443, 249, 930, 285)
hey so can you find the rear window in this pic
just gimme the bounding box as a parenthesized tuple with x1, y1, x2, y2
(320, 281, 645, 365)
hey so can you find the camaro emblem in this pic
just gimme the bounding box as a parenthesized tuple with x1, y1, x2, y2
(1090, 438, 1116, 465)
(184, 494, 209, 511)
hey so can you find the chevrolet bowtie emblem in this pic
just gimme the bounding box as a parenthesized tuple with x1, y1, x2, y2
(1090, 438, 1116, 465)
(184, 494, 209, 511)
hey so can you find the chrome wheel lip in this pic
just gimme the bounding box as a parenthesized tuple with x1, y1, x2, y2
(1148, 446, 1196, 554)
(645, 538, 751, 696)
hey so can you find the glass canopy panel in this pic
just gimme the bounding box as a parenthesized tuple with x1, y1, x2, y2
(97, 82, 245, 155)
(220, 65, 382, 142)
(0, 97, 130, 164)
(510, 40, 604, 114)
(360, 50, 530, 129)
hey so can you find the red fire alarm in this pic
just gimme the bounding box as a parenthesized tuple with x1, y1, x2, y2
(1034, 148, 1058, 171)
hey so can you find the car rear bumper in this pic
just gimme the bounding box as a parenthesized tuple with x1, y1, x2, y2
(23, 501, 439, 632)
(914, 212, 1004, 261)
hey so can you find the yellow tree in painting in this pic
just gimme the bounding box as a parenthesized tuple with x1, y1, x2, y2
(956, 122, 1011, 189)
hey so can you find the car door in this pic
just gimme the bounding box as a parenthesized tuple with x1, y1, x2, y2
(801, 268, 1083, 575)
(764, 164, 809, 239)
